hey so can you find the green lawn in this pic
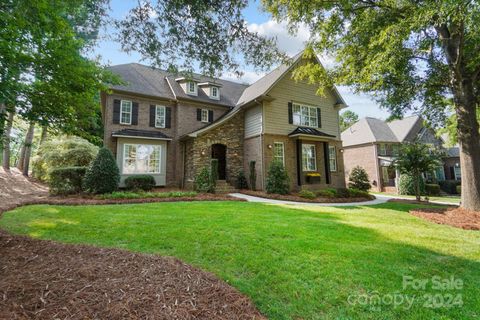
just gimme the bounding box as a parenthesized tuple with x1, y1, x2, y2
(1, 201, 479, 320)
(372, 192, 461, 204)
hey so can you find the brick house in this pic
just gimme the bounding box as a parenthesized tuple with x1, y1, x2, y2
(101, 52, 347, 191)
(341, 116, 455, 192)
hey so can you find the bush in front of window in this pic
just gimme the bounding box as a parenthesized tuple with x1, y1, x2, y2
(125, 175, 156, 191)
(398, 174, 425, 196)
(456, 185, 461, 194)
(298, 189, 316, 199)
(194, 166, 215, 193)
(48, 166, 87, 195)
(84, 147, 120, 194)
(316, 188, 337, 198)
(265, 161, 290, 195)
(235, 170, 249, 189)
(439, 180, 461, 194)
(348, 166, 371, 191)
(425, 183, 440, 196)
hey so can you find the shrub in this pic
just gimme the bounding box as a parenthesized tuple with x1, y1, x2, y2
(439, 180, 461, 194)
(83, 147, 120, 194)
(249, 160, 257, 191)
(456, 185, 461, 195)
(298, 189, 316, 199)
(316, 188, 337, 198)
(124, 175, 156, 191)
(32, 136, 98, 182)
(235, 170, 249, 189)
(348, 166, 371, 191)
(425, 183, 440, 196)
(194, 166, 215, 193)
(398, 174, 425, 196)
(348, 188, 370, 198)
(98, 191, 197, 199)
(336, 188, 350, 198)
(49, 166, 87, 195)
(265, 161, 290, 194)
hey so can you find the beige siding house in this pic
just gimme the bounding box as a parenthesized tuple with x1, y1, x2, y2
(102, 51, 347, 191)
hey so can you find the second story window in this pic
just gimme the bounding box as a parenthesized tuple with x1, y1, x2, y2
(187, 81, 197, 95)
(210, 86, 219, 99)
(293, 103, 318, 127)
(120, 100, 132, 125)
(379, 143, 387, 156)
(201, 109, 209, 123)
(155, 105, 166, 128)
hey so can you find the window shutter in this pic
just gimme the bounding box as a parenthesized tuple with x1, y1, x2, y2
(288, 102, 293, 124)
(149, 105, 156, 127)
(208, 110, 214, 122)
(165, 107, 172, 128)
(132, 102, 139, 125)
(317, 107, 322, 128)
(113, 99, 120, 124)
(196, 108, 202, 121)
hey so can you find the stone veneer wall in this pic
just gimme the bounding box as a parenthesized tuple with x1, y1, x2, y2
(184, 111, 245, 186)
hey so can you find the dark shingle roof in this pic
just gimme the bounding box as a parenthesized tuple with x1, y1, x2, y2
(111, 129, 172, 140)
(289, 127, 336, 138)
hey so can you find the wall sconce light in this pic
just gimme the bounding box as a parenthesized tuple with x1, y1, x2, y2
(339, 148, 344, 153)
(267, 144, 273, 149)
(455, 162, 460, 168)
(201, 150, 206, 156)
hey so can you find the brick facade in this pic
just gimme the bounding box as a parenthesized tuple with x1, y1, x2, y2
(343, 144, 381, 191)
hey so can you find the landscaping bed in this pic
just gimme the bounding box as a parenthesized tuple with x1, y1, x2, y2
(239, 190, 375, 203)
(0, 230, 265, 320)
(410, 206, 480, 230)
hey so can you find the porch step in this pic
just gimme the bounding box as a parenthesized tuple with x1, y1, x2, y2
(214, 180, 237, 193)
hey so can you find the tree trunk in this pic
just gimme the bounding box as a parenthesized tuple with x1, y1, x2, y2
(2, 111, 14, 170)
(22, 122, 35, 176)
(415, 170, 421, 201)
(40, 125, 48, 145)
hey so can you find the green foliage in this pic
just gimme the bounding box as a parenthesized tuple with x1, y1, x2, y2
(298, 189, 316, 199)
(98, 191, 197, 200)
(335, 188, 350, 198)
(457, 185, 462, 195)
(316, 188, 337, 198)
(249, 160, 257, 191)
(265, 161, 290, 195)
(439, 180, 461, 194)
(48, 166, 87, 195)
(348, 166, 371, 191)
(235, 170, 249, 189)
(398, 174, 426, 196)
(194, 166, 215, 193)
(32, 136, 98, 181)
(348, 188, 370, 198)
(83, 147, 120, 194)
(210, 159, 218, 186)
(124, 175, 156, 191)
(339, 110, 359, 131)
(425, 184, 440, 196)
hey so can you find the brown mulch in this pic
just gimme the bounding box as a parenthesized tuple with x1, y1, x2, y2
(239, 190, 375, 203)
(410, 207, 480, 231)
(0, 230, 265, 320)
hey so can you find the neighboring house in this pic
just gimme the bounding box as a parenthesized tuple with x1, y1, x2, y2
(341, 116, 447, 192)
(101, 52, 347, 191)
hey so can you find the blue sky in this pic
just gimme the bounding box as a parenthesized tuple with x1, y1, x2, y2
(93, 0, 391, 119)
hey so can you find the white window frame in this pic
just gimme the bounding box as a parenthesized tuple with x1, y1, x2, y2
(273, 142, 285, 166)
(292, 103, 318, 128)
(186, 81, 197, 95)
(210, 86, 219, 99)
(120, 100, 132, 125)
(155, 105, 166, 128)
(379, 143, 387, 156)
(201, 109, 209, 123)
(329, 146, 337, 172)
(123, 143, 162, 174)
(302, 144, 317, 172)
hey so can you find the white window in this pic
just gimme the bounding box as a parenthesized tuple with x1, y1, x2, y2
(123, 144, 161, 174)
(293, 103, 318, 127)
(273, 142, 285, 166)
(120, 100, 132, 124)
(155, 105, 166, 128)
(454, 165, 461, 180)
(379, 144, 387, 156)
(329, 146, 337, 172)
(210, 86, 219, 99)
(187, 81, 197, 95)
(201, 109, 209, 123)
(302, 144, 317, 171)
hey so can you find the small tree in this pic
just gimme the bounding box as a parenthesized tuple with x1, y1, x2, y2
(194, 166, 215, 193)
(394, 143, 442, 201)
(265, 161, 290, 195)
(249, 160, 257, 191)
(235, 170, 248, 189)
(348, 166, 371, 191)
(83, 147, 120, 194)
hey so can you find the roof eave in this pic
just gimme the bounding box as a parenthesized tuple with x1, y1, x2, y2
(112, 134, 172, 141)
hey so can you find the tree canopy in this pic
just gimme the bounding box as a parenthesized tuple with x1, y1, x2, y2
(339, 110, 359, 132)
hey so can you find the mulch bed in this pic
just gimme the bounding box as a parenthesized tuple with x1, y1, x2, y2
(410, 207, 480, 231)
(0, 230, 266, 320)
(239, 190, 375, 203)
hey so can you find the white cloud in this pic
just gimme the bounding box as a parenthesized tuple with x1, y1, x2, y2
(221, 70, 266, 84)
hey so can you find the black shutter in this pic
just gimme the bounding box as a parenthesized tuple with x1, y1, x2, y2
(317, 107, 322, 128)
(113, 99, 120, 124)
(196, 108, 202, 121)
(165, 107, 171, 128)
(288, 102, 293, 124)
(149, 105, 156, 127)
(324, 142, 331, 184)
(208, 110, 214, 122)
(132, 102, 139, 125)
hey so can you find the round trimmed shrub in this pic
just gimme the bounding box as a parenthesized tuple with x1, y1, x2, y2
(194, 166, 215, 193)
(398, 174, 425, 196)
(48, 166, 87, 195)
(456, 185, 461, 194)
(348, 166, 371, 191)
(125, 175, 156, 191)
(425, 183, 440, 196)
(265, 161, 290, 194)
(316, 188, 337, 198)
(299, 189, 316, 199)
(83, 147, 120, 194)
(235, 170, 248, 189)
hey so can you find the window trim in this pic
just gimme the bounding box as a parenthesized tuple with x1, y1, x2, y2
(122, 143, 162, 175)
(329, 146, 337, 172)
(155, 105, 166, 128)
(120, 100, 132, 125)
(210, 86, 219, 99)
(379, 143, 387, 156)
(186, 81, 197, 95)
(302, 144, 317, 172)
(273, 142, 285, 166)
(201, 109, 209, 123)
(292, 102, 318, 128)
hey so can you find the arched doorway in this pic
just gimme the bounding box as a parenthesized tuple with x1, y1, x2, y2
(211, 144, 227, 180)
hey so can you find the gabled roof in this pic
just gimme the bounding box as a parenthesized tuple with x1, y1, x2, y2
(388, 116, 422, 142)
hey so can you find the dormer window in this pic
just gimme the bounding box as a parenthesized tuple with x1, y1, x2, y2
(210, 86, 219, 99)
(187, 81, 197, 95)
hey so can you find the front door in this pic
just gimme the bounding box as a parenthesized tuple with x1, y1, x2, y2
(211, 144, 226, 180)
